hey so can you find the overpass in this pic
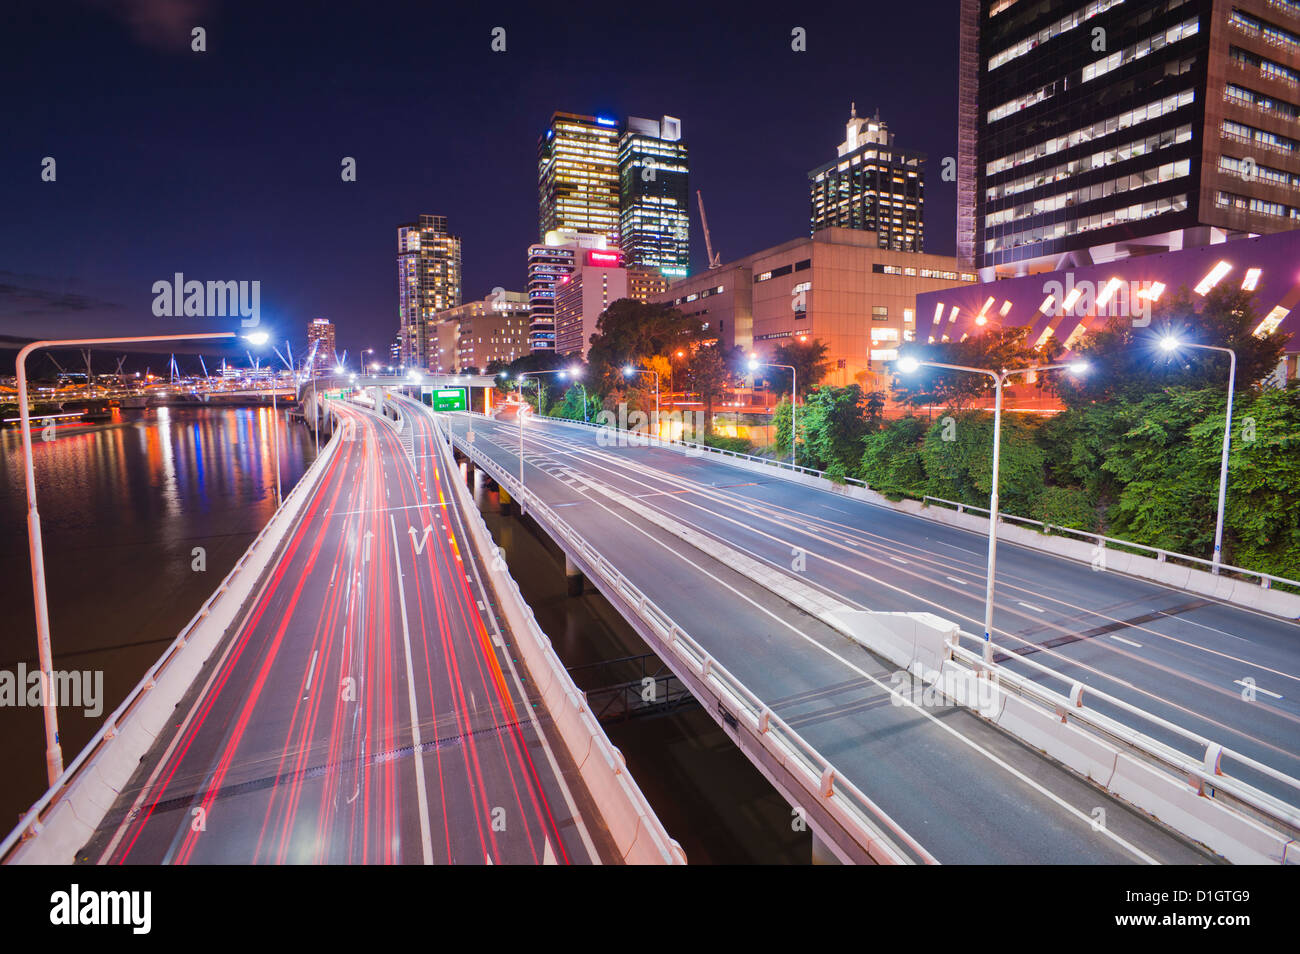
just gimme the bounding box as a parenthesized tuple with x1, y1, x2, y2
(2, 393, 680, 864)
(443, 409, 1300, 865)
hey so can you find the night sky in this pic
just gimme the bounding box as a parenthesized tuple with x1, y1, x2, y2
(1, 0, 959, 369)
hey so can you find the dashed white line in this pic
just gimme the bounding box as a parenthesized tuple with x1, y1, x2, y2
(1110, 634, 1143, 649)
(1234, 679, 1282, 699)
(946, 576, 967, 585)
(1018, 601, 1045, 613)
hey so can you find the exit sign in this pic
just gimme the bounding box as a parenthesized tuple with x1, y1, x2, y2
(432, 387, 467, 411)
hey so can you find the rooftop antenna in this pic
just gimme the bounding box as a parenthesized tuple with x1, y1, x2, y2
(696, 190, 721, 269)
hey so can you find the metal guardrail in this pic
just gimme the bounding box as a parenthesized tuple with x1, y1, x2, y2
(452, 418, 938, 864)
(1, 413, 344, 862)
(921, 495, 1300, 592)
(517, 412, 1297, 594)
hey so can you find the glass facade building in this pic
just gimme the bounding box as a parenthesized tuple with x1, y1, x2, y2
(808, 106, 926, 252)
(397, 214, 462, 369)
(619, 115, 691, 276)
(537, 112, 622, 245)
(959, 0, 1300, 278)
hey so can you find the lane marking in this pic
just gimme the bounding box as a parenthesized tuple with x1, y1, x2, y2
(891, 556, 908, 565)
(1235, 679, 1282, 700)
(1110, 634, 1143, 649)
(946, 576, 967, 585)
(304, 649, 320, 694)
(1018, 601, 1045, 613)
(389, 514, 435, 865)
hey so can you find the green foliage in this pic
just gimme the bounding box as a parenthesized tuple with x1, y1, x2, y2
(893, 325, 1042, 411)
(552, 385, 599, 422)
(585, 299, 704, 392)
(1034, 486, 1098, 531)
(703, 434, 754, 454)
(685, 344, 743, 434)
(860, 417, 927, 498)
(919, 411, 1045, 517)
(771, 339, 832, 397)
(798, 385, 879, 473)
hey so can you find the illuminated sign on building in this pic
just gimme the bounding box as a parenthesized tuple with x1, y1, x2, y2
(587, 249, 622, 266)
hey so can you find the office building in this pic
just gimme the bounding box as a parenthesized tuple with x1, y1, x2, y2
(808, 106, 925, 252)
(627, 266, 670, 304)
(655, 227, 978, 388)
(958, 0, 1300, 279)
(432, 291, 531, 372)
(306, 318, 335, 369)
(917, 228, 1300, 381)
(554, 248, 630, 358)
(397, 214, 462, 369)
(538, 112, 622, 245)
(619, 115, 690, 276)
(526, 230, 613, 353)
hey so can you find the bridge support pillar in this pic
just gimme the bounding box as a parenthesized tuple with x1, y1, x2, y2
(498, 486, 516, 516)
(811, 833, 842, 866)
(564, 553, 585, 597)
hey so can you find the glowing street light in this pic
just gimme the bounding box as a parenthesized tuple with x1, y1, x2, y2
(748, 358, 797, 468)
(895, 356, 1089, 662)
(622, 365, 660, 430)
(16, 331, 236, 785)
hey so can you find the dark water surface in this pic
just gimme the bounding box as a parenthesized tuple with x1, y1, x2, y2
(0, 406, 315, 826)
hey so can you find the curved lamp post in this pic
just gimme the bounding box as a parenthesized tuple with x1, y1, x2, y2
(896, 356, 1089, 662)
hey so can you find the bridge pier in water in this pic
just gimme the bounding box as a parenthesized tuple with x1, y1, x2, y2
(564, 553, 585, 597)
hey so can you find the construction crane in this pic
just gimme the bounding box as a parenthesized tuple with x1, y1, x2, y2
(696, 190, 722, 269)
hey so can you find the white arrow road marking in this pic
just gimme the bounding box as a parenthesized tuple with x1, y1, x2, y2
(543, 839, 557, 865)
(409, 524, 433, 555)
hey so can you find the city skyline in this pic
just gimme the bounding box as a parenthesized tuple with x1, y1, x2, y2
(0, 2, 961, 366)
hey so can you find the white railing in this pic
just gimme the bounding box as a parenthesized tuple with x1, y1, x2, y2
(921, 495, 1300, 591)
(452, 419, 937, 864)
(463, 411, 1300, 853)
(2, 418, 344, 863)
(946, 626, 1300, 836)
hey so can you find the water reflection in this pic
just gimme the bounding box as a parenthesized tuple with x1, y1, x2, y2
(0, 406, 316, 823)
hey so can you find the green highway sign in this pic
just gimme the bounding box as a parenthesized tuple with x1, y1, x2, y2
(431, 387, 467, 412)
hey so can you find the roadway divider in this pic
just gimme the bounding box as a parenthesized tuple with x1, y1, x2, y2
(518, 413, 1300, 622)
(415, 407, 684, 864)
(2, 415, 345, 864)
(446, 415, 938, 864)
(551, 458, 1299, 865)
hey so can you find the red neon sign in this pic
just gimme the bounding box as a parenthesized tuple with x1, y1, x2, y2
(586, 249, 621, 266)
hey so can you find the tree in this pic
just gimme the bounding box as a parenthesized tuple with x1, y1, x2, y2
(892, 325, 1039, 412)
(1055, 286, 1291, 408)
(798, 385, 879, 477)
(766, 338, 831, 398)
(684, 344, 743, 435)
(585, 299, 704, 392)
(860, 416, 928, 498)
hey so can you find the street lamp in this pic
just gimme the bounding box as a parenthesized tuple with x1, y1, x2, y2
(514, 368, 569, 512)
(896, 356, 1089, 662)
(748, 358, 797, 469)
(16, 331, 236, 784)
(1159, 335, 1237, 574)
(623, 366, 660, 435)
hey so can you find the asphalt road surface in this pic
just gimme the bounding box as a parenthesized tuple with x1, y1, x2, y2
(447, 411, 1266, 864)
(81, 400, 614, 864)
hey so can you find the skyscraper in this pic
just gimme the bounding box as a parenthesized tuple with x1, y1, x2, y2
(537, 112, 622, 245)
(808, 106, 926, 252)
(958, 0, 1300, 279)
(397, 214, 462, 369)
(306, 318, 335, 369)
(619, 115, 690, 276)
(526, 229, 611, 353)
